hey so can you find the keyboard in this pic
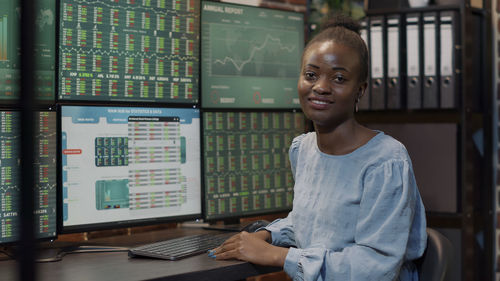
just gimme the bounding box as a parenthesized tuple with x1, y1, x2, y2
(128, 232, 234, 261)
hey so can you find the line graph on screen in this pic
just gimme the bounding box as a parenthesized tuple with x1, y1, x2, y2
(207, 24, 300, 78)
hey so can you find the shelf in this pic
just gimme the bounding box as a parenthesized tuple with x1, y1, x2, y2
(356, 110, 460, 123)
(365, 4, 461, 16)
(360, 2, 493, 280)
(425, 212, 463, 228)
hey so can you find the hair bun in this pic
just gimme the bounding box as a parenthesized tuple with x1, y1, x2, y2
(321, 13, 361, 35)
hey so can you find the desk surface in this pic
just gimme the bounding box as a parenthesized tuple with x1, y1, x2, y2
(0, 227, 281, 281)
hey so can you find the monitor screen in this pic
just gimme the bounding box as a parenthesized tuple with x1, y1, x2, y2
(60, 105, 201, 232)
(58, 0, 200, 103)
(203, 111, 306, 221)
(0, 111, 57, 244)
(201, 1, 304, 109)
(0, 0, 56, 103)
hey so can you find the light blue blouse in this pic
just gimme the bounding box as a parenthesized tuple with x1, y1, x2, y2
(264, 131, 427, 281)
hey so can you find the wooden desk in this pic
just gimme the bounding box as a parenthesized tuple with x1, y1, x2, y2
(0, 227, 281, 281)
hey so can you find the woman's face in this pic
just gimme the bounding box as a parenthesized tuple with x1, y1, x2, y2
(298, 41, 366, 130)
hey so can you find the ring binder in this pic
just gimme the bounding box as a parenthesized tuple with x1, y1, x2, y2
(386, 15, 402, 110)
(406, 14, 422, 109)
(423, 12, 439, 108)
(359, 18, 370, 111)
(439, 11, 458, 109)
(369, 16, 386, 110)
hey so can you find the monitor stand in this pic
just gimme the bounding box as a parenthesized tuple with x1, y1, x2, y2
(0, 245, 66, 263)
(35, 247, 66, 262)
(202, 218, 242, 232)
(181, 218, 242, 232)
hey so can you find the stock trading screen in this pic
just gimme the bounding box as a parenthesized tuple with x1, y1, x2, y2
(61, 106, 201, 231)
(203, 111, 306, 220)
(59, 0, 200, 103)
(0, 0, 56, 102)
(201, 2, 304, 109)
(0, 111, 57, 244)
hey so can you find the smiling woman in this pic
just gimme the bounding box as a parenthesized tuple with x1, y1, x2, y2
(210, 14, 428, 281)
(298, 41, 367, 143)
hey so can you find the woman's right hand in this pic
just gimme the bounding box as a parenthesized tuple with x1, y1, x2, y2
(208, 230, 288, 267)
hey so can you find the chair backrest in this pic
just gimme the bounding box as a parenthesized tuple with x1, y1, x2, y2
(416, 228, 454, 281)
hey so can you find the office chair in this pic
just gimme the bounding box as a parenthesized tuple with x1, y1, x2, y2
(416, 228, 454, 281)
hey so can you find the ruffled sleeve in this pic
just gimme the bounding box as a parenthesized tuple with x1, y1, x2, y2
(289, 134, 306, 180)
(264, 216, 296, 248)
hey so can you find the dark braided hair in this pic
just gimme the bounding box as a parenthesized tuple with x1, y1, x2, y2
(303, 13, 369, 84)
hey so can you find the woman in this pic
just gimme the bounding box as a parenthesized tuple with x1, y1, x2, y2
(209, 14, 427, 281)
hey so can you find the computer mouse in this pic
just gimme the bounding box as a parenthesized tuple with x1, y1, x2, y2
(240, 220, 270, 233)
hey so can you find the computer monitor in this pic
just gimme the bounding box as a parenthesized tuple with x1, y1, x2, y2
(60, 105, 201, 233)
(202, 110, 306, 221)
(0, 0, 56, 103)
(0, 111, 57, 244)
(201, 1, 304, 109)
(58, 0, 200, 103)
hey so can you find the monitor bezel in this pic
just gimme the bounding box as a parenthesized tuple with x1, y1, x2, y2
(57, 103, 203, 234)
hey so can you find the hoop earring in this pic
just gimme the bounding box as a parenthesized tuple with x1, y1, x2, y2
(355, 98, 359, 113)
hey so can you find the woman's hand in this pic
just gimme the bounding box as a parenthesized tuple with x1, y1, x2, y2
(208, 231, 288, 267)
